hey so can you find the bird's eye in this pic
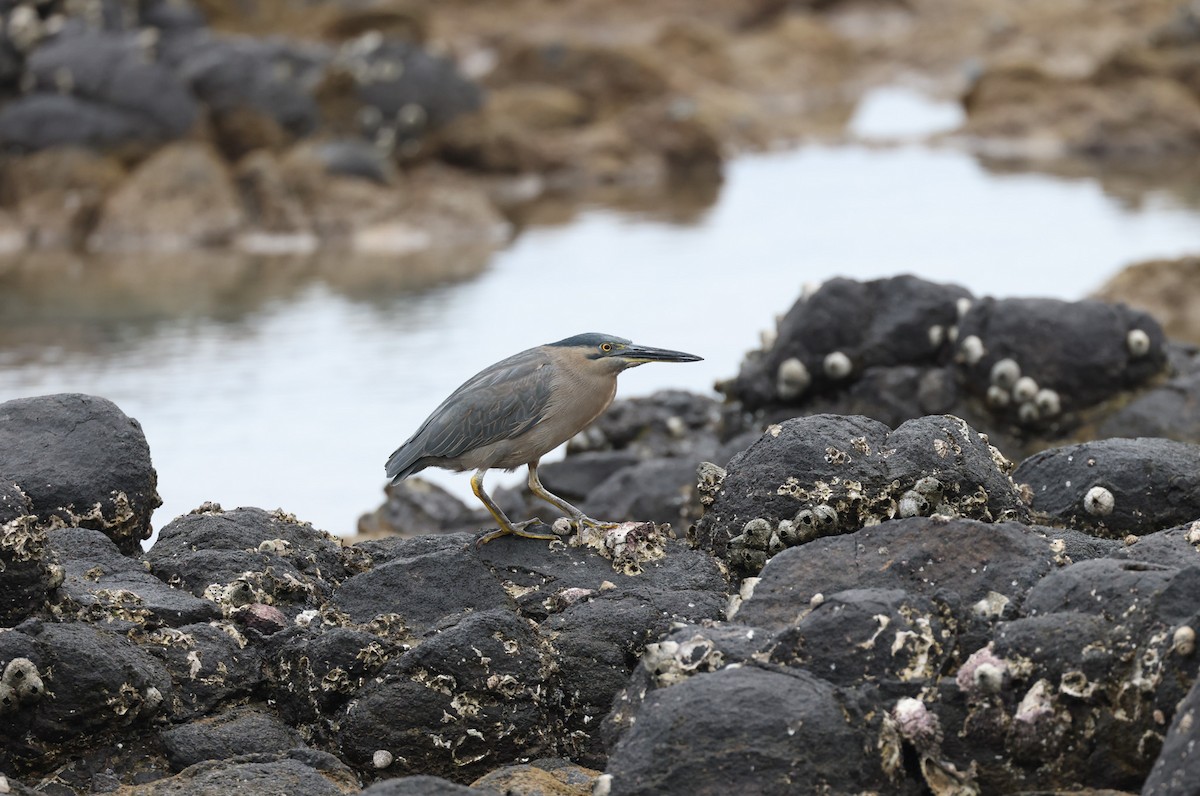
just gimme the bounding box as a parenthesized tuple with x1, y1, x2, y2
(600, 343, 613, 353)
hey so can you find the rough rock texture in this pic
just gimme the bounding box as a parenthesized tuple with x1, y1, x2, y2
(606, 666, 882, 796)
(46, 526, 219, 627)
(1142, 669, 1200, 795)
(0, 393, 160, 553)
(955, 296, 1168, 424)
(146, 504, 347, 618)
(715, 277, 1191, 466)
(1014, 437, 1200, 536)
(160, 706, 304, 771)
(0, 481, 56, 623)
(728, 275, 971, 410)
(120, 750, 359, 795)
(601, 515, 1198, 795)
(692, 413, 1029, 576)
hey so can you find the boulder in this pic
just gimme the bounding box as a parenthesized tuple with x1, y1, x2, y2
(158, 31, 325, 159)
(1013, 437, 1200, 536)
(693, 414, 1029, 576)
(160, 706, 304, 771)
(119, 750, 358, 795)
(146, 505, 346, 617)
(142, 620, 266, 720)
(89, 142, 245, 251)
(0, 621, 172, 741)
(1143, 669, 1200, 794)
(603, 666, 885, 795)
(955, 296, 1168, 428)
(0, 393, 160, 553)
(725, 275, 970, 410)
(2, 29, 197, 149)
(46, 526, 220, 627)
(355, 477, 482, 538)
(316, 36, 482, 154)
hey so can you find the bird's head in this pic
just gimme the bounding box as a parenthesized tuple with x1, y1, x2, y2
(547, 333, 703, 374)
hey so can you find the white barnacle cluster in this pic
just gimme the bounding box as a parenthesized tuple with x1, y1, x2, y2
(0, 657, 45, 715)
(642, 634, 725, 687)
(981, 355, 1061, 427)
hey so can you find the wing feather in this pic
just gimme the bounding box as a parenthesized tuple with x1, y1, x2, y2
(386, 347, 554, 481)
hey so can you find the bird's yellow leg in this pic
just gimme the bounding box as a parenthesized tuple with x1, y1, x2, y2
(472, 469, 556, 544)
(527, 461, 617, 530)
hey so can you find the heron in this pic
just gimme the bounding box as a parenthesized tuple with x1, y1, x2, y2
(385, 333, 702, 544)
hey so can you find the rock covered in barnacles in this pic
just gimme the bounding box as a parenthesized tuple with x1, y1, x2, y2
(693, 414, 1029, 576)
(0, 394, 161, 553)
(726, 275, 971, 409)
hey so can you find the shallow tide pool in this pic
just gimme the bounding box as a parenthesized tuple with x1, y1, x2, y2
(1, 140, 1199, 537)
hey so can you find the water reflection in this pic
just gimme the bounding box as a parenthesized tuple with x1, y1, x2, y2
(0, 144, 1198, 537)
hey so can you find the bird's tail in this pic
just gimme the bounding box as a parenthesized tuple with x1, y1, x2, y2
(385, 444, 425, 484)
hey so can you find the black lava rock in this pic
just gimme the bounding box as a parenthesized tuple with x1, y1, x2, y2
(956, 296, 1168, 420)
(147, 505, 345, 615)
(158, 32, 323, 142)
(604, 665, 883, 795)
(47, 526, 219, 627)
(0, 481, 56, 624)
(160, 706, 303, 771)
(1143, 669, 1200, 795)
(581, 457, 702, 528)
(4, 30, 197, 148)
(1013, 437, 1200, 536)
(0, 393, 160, 553)
(693, 413, 1029, 576)
(330, 38, 483, 145)
(121, 750, 357, 795)
(360, 775, 484, 795)
(143, 620, 265, 720)
(330, 540, 513, 631)
(726, 275, 971, 410)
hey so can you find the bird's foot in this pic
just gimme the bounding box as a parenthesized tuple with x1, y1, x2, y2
(573, 514, 619, 531)
(476, 518, 557, 546)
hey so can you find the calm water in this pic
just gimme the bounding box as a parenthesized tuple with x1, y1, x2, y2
(2, 132, 1199, 537)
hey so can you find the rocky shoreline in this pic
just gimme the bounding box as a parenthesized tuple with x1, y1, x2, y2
(2, 275, 1199, 794)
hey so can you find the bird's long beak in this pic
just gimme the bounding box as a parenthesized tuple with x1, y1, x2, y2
(619, 343, 704, 365)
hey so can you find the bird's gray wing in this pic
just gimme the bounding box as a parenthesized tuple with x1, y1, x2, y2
(386, 347, 553, 480)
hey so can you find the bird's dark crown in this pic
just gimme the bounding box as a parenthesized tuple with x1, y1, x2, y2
(546, 333, 631, 349)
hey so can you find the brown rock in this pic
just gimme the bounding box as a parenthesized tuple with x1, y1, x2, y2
(962, 62, 1200, 158)
(487, 84, 591, 131)
(210, 106, 289, 162)
(0, 208, 25, 254)
(471, 758, 601, 796)
(436, 107, 570, 174)
(492, 41, 670, 118)
(279, 144, 406, 243)
(234, 150, 312, 234)
(319, 0, 428, 42)
(1092, 256, 1200, 345)
(89, 143, 245, 252)
(1, 148, 126, 249)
